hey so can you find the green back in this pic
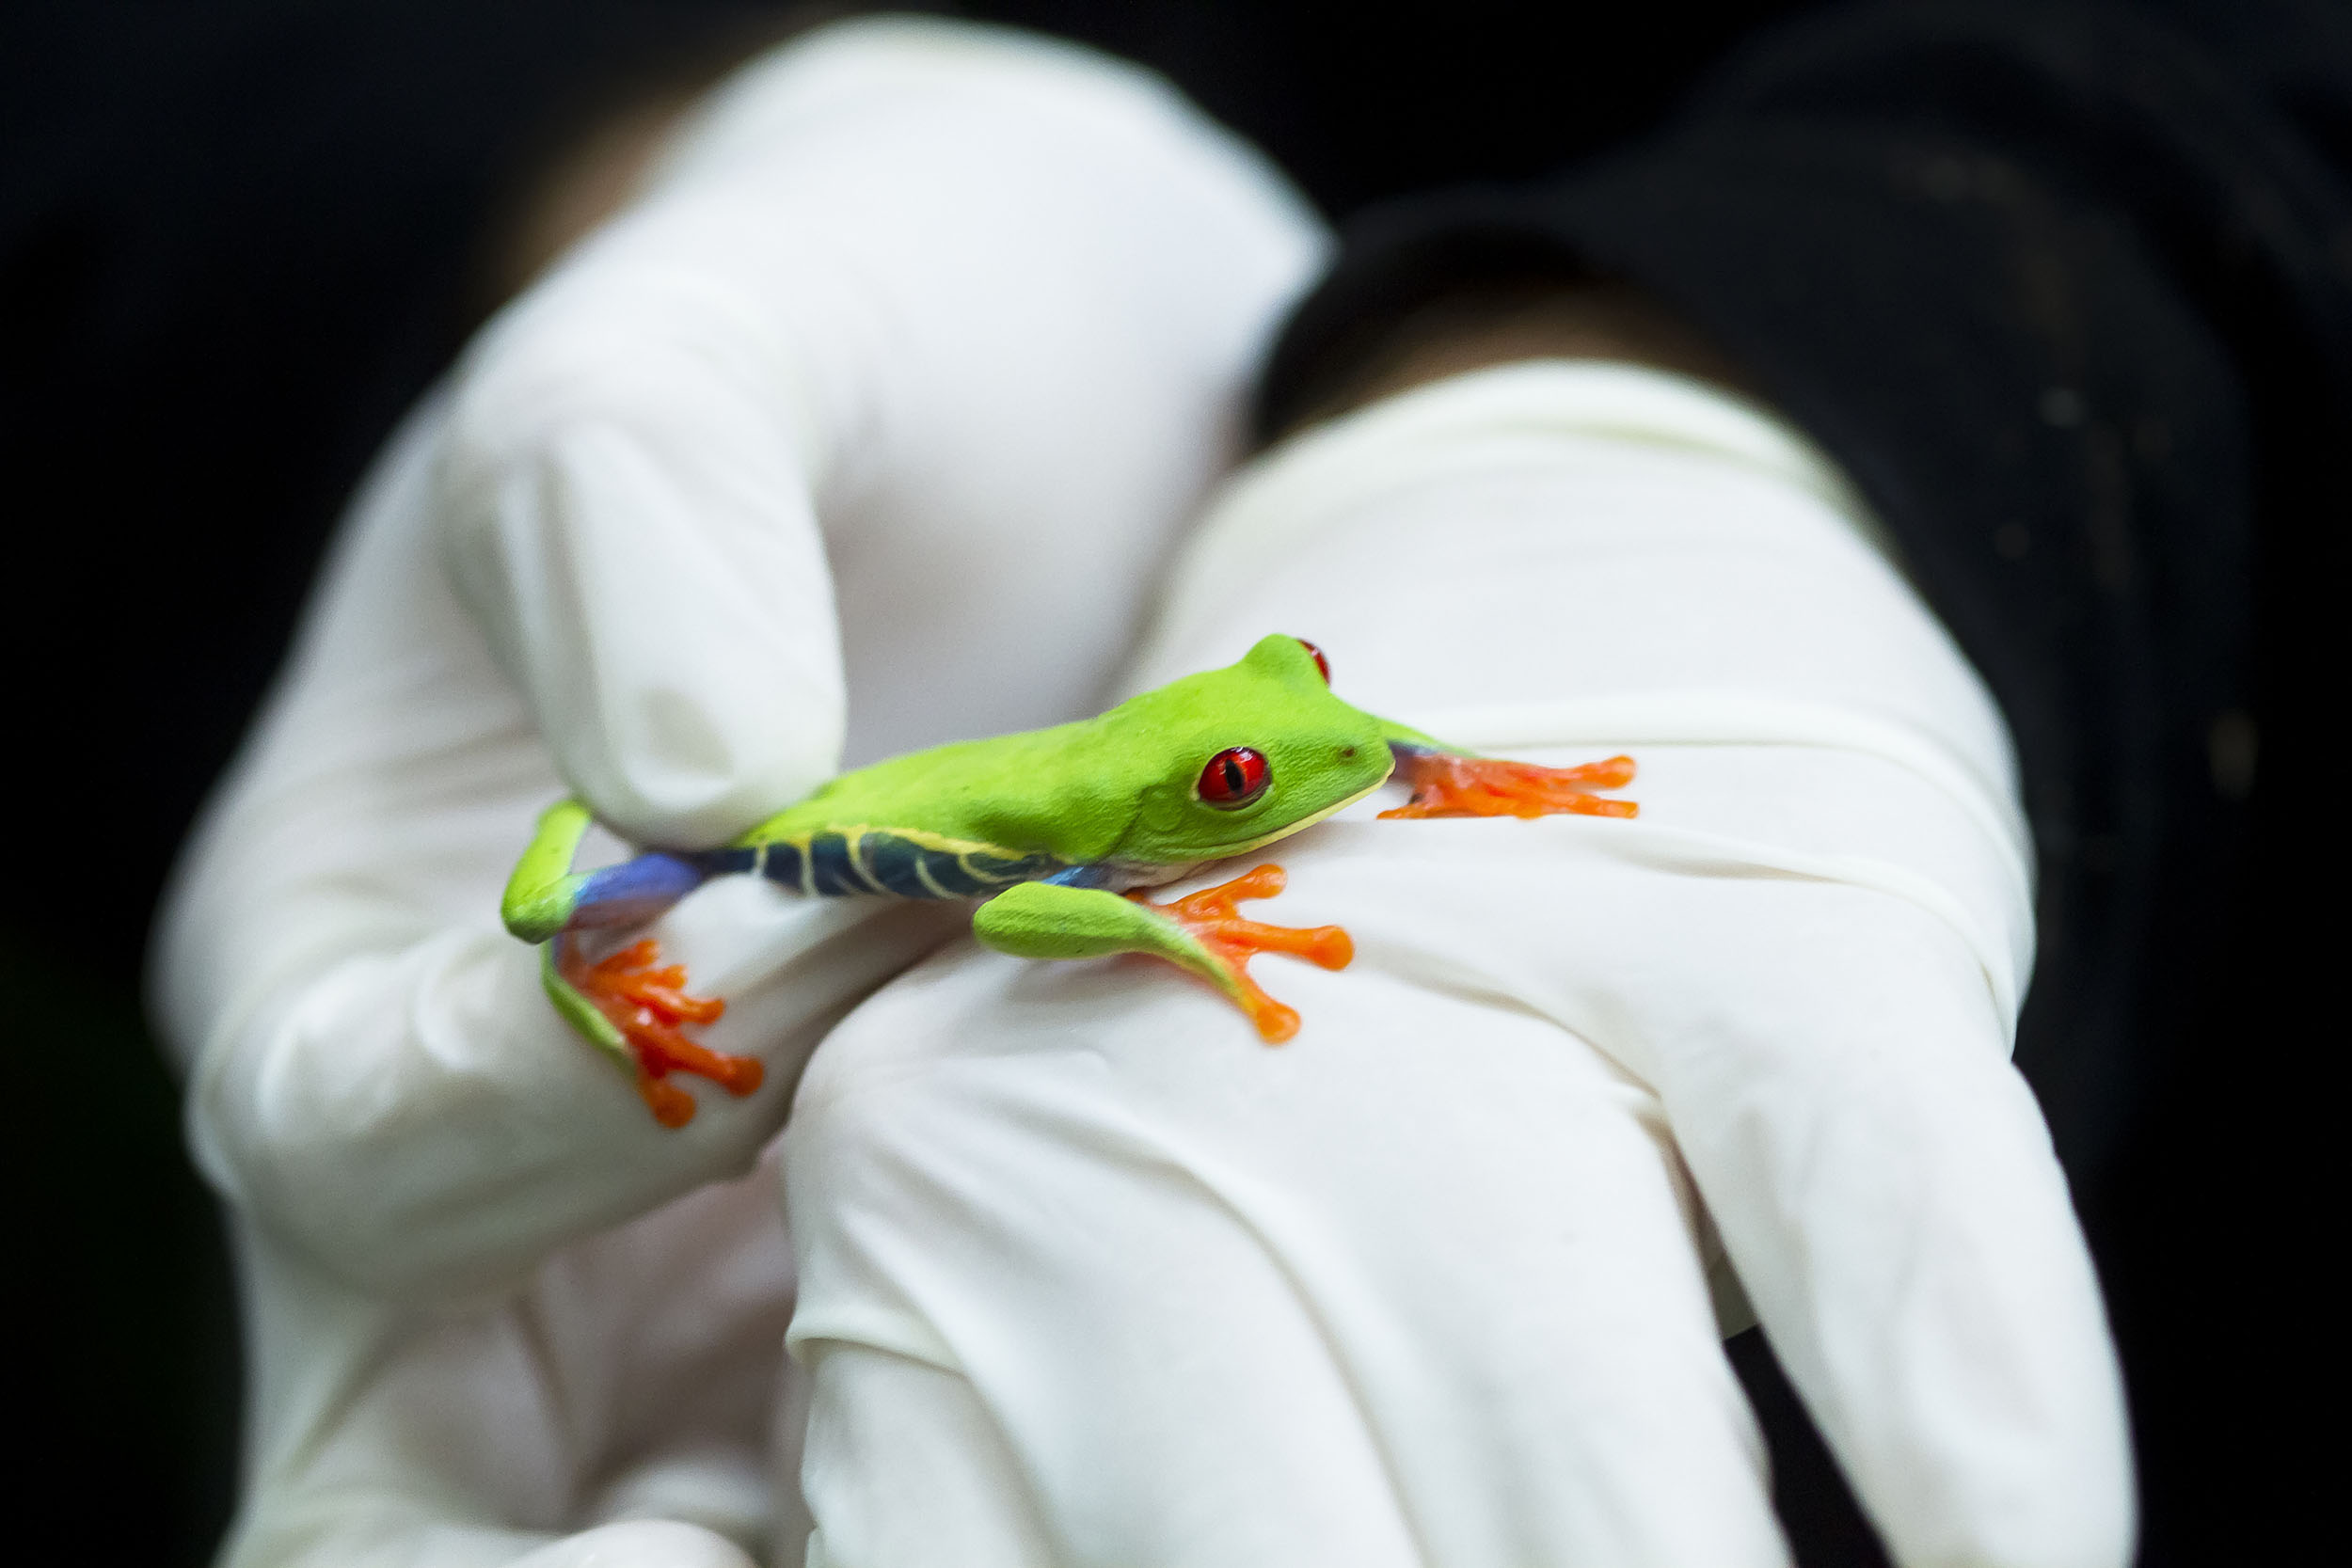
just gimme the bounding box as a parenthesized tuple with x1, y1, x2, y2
(738, 636, 1396, 872)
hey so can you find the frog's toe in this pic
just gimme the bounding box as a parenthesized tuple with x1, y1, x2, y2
(1132, 863, 1353, 1045)
(561, 938, 761, 1128)
(1379, 749, 1638, 820)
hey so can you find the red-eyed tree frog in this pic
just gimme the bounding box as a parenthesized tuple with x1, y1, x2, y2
(502, 635, 1636, 1127)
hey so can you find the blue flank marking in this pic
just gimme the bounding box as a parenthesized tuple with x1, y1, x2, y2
(864, 837, 941, 898)
(687, 832, 1080, 900)
(689, 847, 762, 877)
(808, 835, 867, 895)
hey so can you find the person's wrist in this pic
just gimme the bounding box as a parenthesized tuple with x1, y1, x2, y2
(476, 6, 859, 306)
(1270, 277, 1758, 440)
(1242, 277, 1913, 581)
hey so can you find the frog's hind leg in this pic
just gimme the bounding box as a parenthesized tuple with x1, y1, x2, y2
(1378, 744, 1639, 820)
(507, 800, 758, 1127)
(973, 865, 1352, 1044)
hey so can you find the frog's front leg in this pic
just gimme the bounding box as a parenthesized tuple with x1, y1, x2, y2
(1379, 735, 1639, 820)
(502, 799, 762, 1128)
(972, 865, 1352, 1043)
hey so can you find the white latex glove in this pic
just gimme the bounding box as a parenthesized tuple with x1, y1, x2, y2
(440, 16, 1320, 840)
(780, 362, 2135, 1568)
(151, 19, 1321, 1565)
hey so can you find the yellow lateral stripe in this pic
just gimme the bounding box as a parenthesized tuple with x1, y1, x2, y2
(912, 856, 956, 898)
(842, 832, 884, 894)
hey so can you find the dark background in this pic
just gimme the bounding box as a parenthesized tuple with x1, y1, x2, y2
(0, 3, 2330, 1562)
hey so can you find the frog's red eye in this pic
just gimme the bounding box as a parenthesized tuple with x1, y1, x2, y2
(1198, 746, 1271, 808)
(1294, 638, 1331, 684)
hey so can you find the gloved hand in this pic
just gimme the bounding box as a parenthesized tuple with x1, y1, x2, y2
(437, 16, 1320, 839)
(151, 18, 1320, 1565)
(780, 362, 2134, 1567)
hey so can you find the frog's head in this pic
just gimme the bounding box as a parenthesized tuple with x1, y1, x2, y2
(1105, 635, 1394, 869)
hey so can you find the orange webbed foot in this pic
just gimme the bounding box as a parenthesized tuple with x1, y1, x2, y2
(1378, 750, 1639, 821)
(564, 939, 763, 1129)
(1129, 863, 1353, 1045)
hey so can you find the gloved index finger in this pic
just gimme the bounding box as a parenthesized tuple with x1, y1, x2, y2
(440, 222, 848, 848)
(440, 16, 1328, 848)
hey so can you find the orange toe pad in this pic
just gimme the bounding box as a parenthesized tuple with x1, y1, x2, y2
(1379, 751, 1638, 821)
(566, 939, 762, 1129)
(1131, 863, 1353, 1045)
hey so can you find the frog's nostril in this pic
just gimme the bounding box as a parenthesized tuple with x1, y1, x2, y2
(1339, 746, 1358, 759)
